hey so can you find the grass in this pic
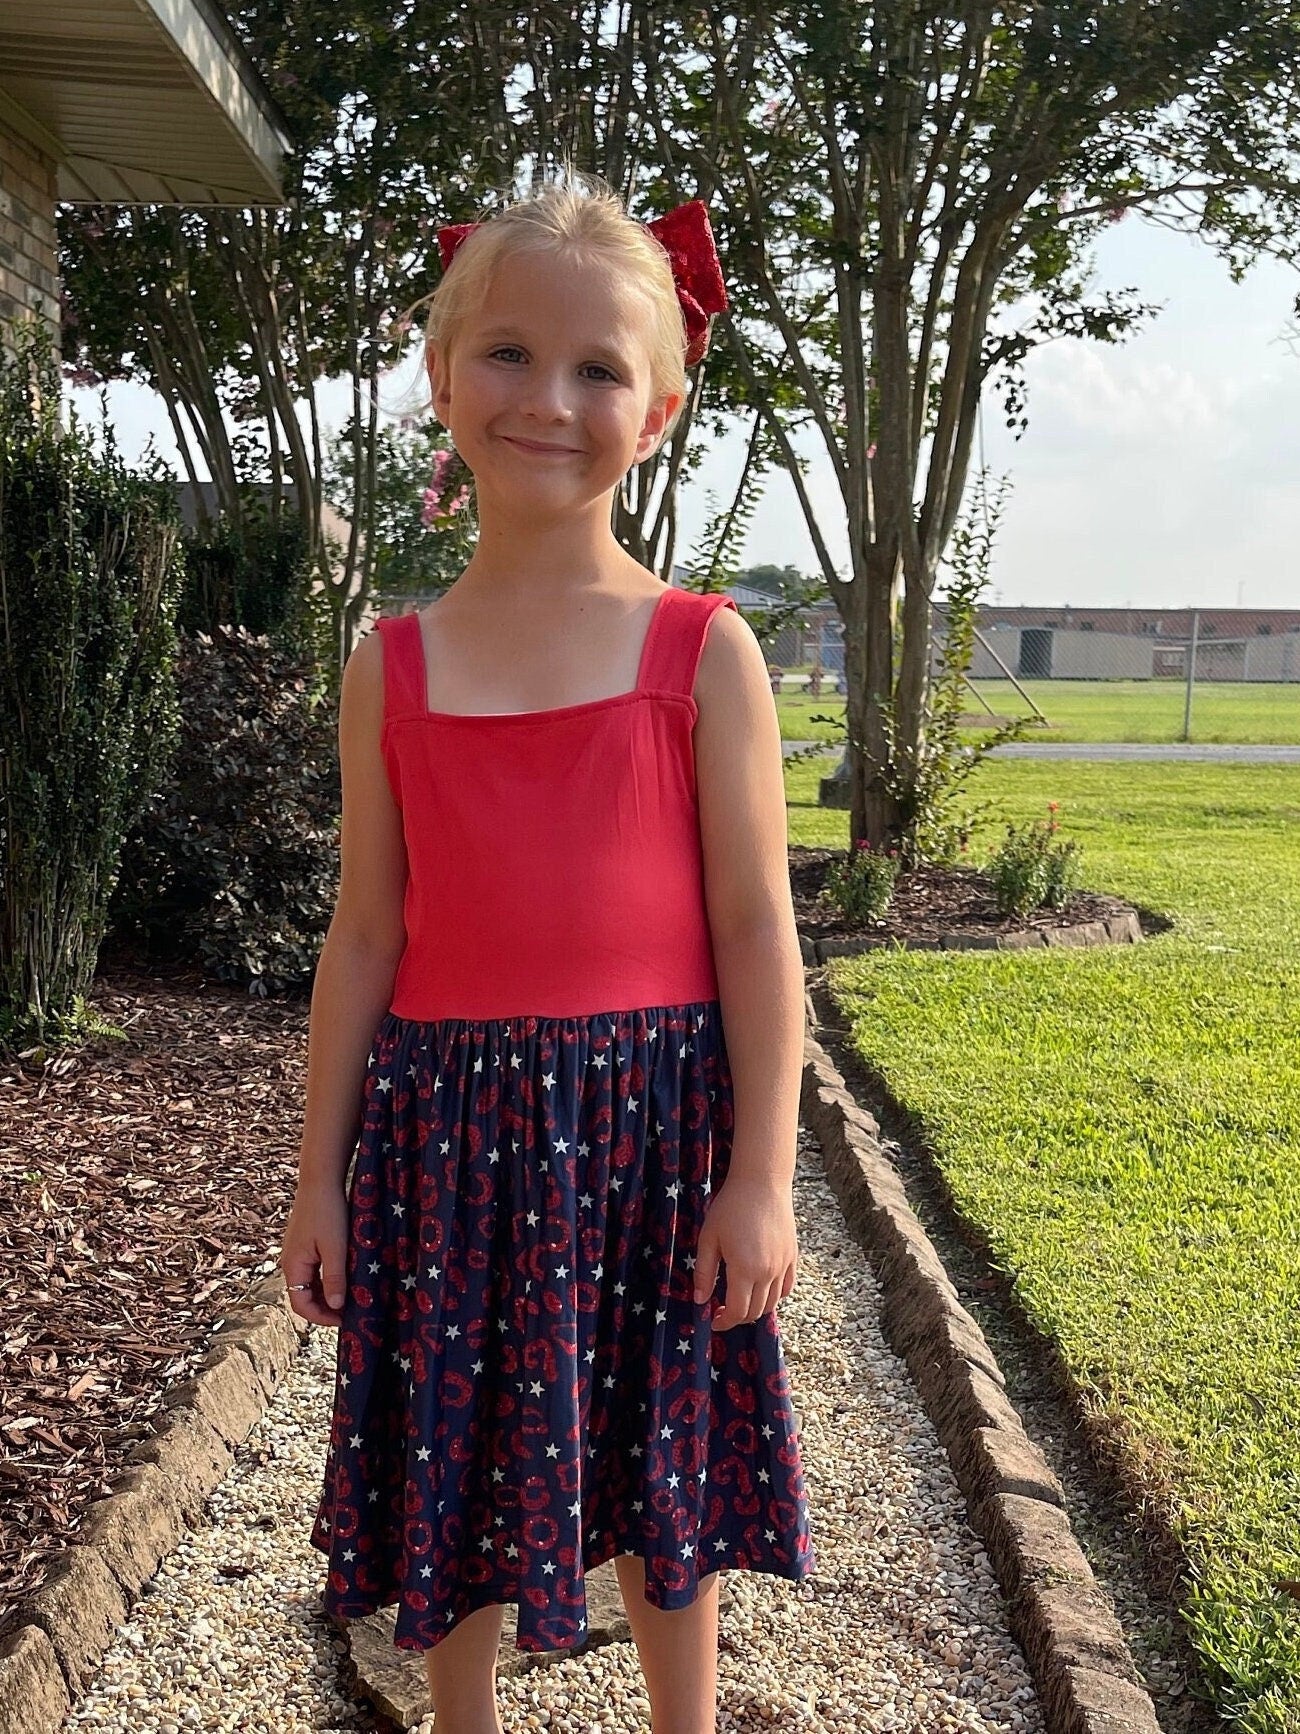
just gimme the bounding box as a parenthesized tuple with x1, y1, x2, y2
(784, 756, 1300, 1732)
(774, 680, 1300, 745)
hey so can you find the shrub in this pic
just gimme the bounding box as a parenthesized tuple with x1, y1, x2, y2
(0, 319, 184, 1047)
(178, 498, 313, 647)
(106, 624, 340, 995)
(987, 802, 1083, 919)
(826, 838, 900, 923)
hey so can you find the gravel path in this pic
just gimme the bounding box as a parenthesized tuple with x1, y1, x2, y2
(64, 1124, 1044, 1733)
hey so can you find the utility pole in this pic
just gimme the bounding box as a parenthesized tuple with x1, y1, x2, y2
(1181, 609, 1200, 742)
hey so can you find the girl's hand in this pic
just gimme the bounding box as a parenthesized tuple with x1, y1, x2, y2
(281, 1183, 350, 1329)
(692, 1172, 799, 1332)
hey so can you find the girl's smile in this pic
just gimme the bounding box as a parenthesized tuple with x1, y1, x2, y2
(500, 434, 585, 455)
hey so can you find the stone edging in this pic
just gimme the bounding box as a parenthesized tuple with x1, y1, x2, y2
(0, 1274, 307, 1734)
(800, 906, 1143, 964)
(798, 999, 1161, 1734)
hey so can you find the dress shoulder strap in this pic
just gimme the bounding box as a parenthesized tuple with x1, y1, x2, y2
(638, 587, 739, 699)
(374, 612, 427, 722)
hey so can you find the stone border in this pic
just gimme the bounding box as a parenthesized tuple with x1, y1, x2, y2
(799, 991, 1161, 1734)
(800, 906, 1143, 964)
(0, 1274, 308, 1734)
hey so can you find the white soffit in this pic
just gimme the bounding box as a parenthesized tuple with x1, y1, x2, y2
(0, 0, 292, 205)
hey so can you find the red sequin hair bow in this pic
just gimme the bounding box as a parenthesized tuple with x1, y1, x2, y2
(436, 197, 728, 367)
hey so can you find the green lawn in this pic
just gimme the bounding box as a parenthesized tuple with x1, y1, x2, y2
(784, 756, 1300, 1732)
(776, 680, 1300, 745)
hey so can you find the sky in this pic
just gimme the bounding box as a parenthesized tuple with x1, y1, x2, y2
(70, 214, 1300, 612)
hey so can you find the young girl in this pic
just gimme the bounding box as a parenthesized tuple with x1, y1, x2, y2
(282, 174, 815, 1734)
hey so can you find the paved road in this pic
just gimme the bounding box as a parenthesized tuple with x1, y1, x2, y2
(784, 740, 1300, 763)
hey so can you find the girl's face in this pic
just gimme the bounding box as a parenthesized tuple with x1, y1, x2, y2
(426, 246, 681, 520)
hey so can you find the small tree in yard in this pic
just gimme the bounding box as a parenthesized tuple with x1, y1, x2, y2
(660, 1, 1300, 849)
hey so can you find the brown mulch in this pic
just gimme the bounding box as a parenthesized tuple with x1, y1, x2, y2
(789, 843, 1141, 948)
(0, 851, 1143, 1630)
(0, 963, 312, 1629)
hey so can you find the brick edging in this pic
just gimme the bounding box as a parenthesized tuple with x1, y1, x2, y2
(799, 1004, 1160, 1733)
(0, 1275, 308, 1734)
(801, 905, 1143, 963)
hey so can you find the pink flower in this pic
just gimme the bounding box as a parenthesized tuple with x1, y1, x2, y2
(866, 442, 877, 460)
(421, 451, 471, 527)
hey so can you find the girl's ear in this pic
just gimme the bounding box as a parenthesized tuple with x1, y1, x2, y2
(426, 340, 451, 426)
(634, 387, 684, 465)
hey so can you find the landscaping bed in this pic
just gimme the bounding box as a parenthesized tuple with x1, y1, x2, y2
(789, 842, 1143, 949)
(0, 963, 308, 1630)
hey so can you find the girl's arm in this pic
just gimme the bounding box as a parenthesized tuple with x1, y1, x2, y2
(295, 631, 409, 1194)
(693, 605, 806, 1195)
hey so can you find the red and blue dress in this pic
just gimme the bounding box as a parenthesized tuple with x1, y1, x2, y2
(310, 584, 816, 1652)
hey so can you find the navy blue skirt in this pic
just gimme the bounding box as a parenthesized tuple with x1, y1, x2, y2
(310, 998, 816, 1652)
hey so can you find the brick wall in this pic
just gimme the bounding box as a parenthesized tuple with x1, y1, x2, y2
(0, 115, 60, 361)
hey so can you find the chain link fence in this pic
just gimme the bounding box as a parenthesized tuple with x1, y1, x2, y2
(766, 599, 1300, 743)
(956, 606, 1300, 742)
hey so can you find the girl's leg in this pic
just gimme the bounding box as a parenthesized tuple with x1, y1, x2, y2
(423, 1601, 507, 1734)
(613, 1553, 720, 1734)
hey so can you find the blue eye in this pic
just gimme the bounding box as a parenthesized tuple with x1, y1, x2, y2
(582, 363, 619, 382)
(489, 345, 525, 362)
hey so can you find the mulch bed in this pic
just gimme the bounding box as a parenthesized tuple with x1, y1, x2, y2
(0, 849, 1142, 1631)
(789, 843, 1142, 948)
(0, 963, 311, 1630)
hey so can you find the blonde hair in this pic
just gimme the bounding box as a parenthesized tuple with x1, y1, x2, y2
(392, 170, 693, 450)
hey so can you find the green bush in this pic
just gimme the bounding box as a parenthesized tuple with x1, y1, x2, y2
(0, 319, 184, 1047)
(826, 839, 900, 923)
(106, 624, 341, 995)
(178, 500, 313, 648)
(986, 802, 1083, 918)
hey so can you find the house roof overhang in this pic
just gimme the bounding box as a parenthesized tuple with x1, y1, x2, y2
(0, 0, 291, 206)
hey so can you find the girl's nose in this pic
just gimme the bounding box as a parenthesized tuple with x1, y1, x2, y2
(518, 368, 575, 422)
